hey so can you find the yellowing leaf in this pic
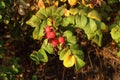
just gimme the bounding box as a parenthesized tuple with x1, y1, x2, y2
(68, 0, 77, 6)
(59, 49, 71, 60)
(38, 0, 45, 9)
(60, 0, 67, 2)
(82, 0, 86, 5)
(88, 10, 101, 21)
(64, 8, 70, 16)
(63, 55, 75, 68)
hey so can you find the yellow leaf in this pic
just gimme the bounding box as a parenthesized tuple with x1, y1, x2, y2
(82, 0, 86, 5)
(63, 55, 75, 68)
(38, 0, 45, 9)
(64, 8, 70, 16)
(54, 1, 59, 7)
(60, 0, 67, 2)
(68, 0, 77, 6)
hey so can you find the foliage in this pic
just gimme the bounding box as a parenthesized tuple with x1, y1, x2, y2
(1, 0, 120, 79)
(26, 3, 108, 70)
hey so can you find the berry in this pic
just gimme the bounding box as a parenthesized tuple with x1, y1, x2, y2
(46, 31, 56, 39)
(51, 39, 58, 47)
(45, 26, 52, 33)
(58, 37, 65, 44)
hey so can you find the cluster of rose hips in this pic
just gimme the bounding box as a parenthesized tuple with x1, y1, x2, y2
(45, 26, 65, 47)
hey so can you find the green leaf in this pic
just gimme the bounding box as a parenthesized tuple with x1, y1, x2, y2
(74, 55, 85, 71)
(36, 8, 48, 18)
(89, 19, 97, 33)
(0, 1, 5, 9)
(62, 15, 74, 27)
(62, 17, 70, 27)
(100, 22, 108, 32)
(75, 15, 88, 28)
(88, 10, 101, 21)
(0, 15, 2, 20)
(38, 49, 48, 62)
(83, 23, 95, 39)
(55, 6, 64, 17)
(32, 75, 38, 80)
(47, 18, 52, 26)
(26, 15, 41, 27)
(110, 26, 120, 43)
(70, 44, 84, 59)
(32, 21, 46, 40)
(30, 51, 41, 64)
(73, 49, 84, 59)
(59, 48, 71, 60)
(46, 7, 52, 17)
(30, 49, 48, 64)
(69, 8, 79, 15)
(70, 44, 80, 50)
(63, 30, 77, 44)
(63, 30, 73, 38)
(67, 36, 77, 44)
(35, 9, 46, 19)
(41, 39, 54, 54)
(117, 51, 120, 57)
(93, 30, 102, 46)
(54, 17, 62, 27)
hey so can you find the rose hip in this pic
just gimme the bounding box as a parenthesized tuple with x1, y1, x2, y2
(51, 39, 58, 47)
(58, 37, 65, 45)
(46, 31, 56, 39)
(45, 26, 52, 33)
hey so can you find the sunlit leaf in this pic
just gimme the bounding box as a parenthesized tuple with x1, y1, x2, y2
(60, 0, 67, 2)
(89, 19, 97, 33)
(110, 26, 120, 43)
(32, 21, 47, 40)
(35, 8, 47, 19)
(88, 10, 101, 21)
(41, 39, 54, 54)
(69, 8, 79, 15)
(63, 30, 73, 38)
(46, 6, 52, 17)
(68, 0, 77, 6)
(75, 15, 88, 28)
(38, 0, 45, 9)
(63, 55, 75, 68)
(59, 49, 71, 60)
(67, 36, 77, 44)
(26, 15, 41, 27)
(62, 15, 75, 27)
(63, 30, 77, 44)
(55, 6, 64, 17)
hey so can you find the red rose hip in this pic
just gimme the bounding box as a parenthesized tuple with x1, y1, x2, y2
(45, 26, 52, 33)
(51, 39, 58, 47)
(58, 37, 65, 44)
(46, 31, 56, 39)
